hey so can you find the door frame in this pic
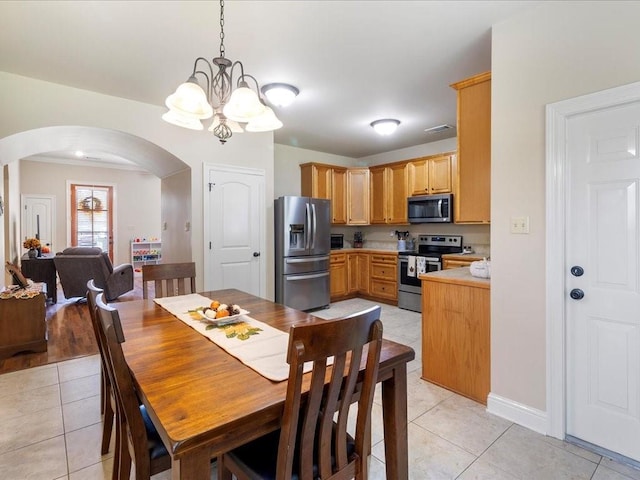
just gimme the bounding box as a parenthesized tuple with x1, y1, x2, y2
(203, 163, 266, 296)
(546, 80, 640, 440)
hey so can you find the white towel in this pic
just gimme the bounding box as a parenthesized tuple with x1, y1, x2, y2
(407, 255, 416, 277)
(470, 259, 491, 279)
(416, 257, 427, 275)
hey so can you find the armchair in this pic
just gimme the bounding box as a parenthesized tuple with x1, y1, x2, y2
(54, 247, 134, 301)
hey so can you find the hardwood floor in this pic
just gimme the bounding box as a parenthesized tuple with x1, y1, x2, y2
(0, 276, 144, 374)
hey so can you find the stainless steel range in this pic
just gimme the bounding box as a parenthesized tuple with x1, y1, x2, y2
(397, 234, 463, 312)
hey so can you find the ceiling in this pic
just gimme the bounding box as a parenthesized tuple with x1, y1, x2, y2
(0, 0, 541, 163)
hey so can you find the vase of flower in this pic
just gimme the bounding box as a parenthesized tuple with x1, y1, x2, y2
(23, 237, 41, 258)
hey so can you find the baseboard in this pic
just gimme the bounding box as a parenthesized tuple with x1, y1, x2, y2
(487, 392, 547, 435)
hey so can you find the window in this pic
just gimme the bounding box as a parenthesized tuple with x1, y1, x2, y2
(70, 184, 113, 259)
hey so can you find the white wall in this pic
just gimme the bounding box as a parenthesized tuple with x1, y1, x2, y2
(0, 71, 274, 292)
(491, 1, 640, 412)
(274, 144, 356, 198)
(19, 159, 161, 266)
(361, 137, 458, 166)
(161, 169, 192, 264)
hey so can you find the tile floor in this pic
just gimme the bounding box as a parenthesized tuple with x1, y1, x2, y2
(1, 298, 639, 479)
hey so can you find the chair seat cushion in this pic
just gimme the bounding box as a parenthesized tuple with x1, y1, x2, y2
(140, 405, 168, 460)
(226, 425, 355, 480)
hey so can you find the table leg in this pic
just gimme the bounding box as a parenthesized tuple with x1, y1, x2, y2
(171, 447, 211, 480)
(382, 363, 409, 480)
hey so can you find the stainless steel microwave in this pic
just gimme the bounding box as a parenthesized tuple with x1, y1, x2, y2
(407, 193, 453, 223)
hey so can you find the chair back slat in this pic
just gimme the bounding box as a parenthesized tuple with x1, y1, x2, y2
(277, 305, 383, 480)
(142, 262, 196, 299)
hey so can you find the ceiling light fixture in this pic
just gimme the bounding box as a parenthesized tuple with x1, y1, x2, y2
(261, 83, 299, 107)
(371, 119, 401, 136)
(162, 0, 294, 144)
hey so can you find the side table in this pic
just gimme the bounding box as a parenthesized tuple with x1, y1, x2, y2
(21, 253, 57, 303)
(0, 282, 47, 359)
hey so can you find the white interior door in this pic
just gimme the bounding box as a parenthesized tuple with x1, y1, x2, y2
(205, 165, 264, 296)
(21, 194, 55, 252)
(566, 101, 640, 460)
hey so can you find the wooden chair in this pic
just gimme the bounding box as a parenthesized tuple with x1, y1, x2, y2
(86, 279, 114, 455)
(142, 262, 196, 299)
(218, 305, 383, 480)
(95, 293, 171, 480)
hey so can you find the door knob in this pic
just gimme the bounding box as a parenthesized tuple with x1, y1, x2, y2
(570, 288, 584, 300)
(253, 252, 260, 257)
(570, 266, 584, 277)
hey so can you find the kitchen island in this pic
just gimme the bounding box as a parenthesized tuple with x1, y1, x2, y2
(419, 267, 490, 404)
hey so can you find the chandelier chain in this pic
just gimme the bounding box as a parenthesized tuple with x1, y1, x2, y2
(219, 0, 225, 58)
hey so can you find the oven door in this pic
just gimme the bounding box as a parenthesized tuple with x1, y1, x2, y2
(398, 256, 440, 292)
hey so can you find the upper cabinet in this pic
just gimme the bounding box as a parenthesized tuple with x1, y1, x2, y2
(370, 163, 409, 224)
(346, 168, 370, 225)
(450, 72, 491, 224)
(300, 163, 347, 224)
(408, 153, 454, 196)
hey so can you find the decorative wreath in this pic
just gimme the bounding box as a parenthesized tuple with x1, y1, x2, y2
(79, 196, 103, 211)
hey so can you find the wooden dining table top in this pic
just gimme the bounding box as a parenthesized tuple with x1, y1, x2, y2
(115, 288, 415, 478)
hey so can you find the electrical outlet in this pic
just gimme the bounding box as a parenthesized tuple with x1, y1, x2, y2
(510, 216, 530, 234)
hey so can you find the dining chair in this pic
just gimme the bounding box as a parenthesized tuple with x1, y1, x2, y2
(86, 279, 115, 456)
(95, 292, 171, 480)
(218, 305, 383, 480)
(142, 262, 196, 299)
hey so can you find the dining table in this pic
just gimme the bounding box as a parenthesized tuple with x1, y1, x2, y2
(115, 288, 415, 480)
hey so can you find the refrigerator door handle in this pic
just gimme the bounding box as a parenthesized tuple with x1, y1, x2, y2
(285, 256, 330, 264)
(311, 203, 317, 250)
(285, 272, 330, 281)
(305, 202, 312, 250)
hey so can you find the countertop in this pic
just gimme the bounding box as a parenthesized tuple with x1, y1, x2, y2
(330, 248, 400, 254)
(419, 267, 490, 289)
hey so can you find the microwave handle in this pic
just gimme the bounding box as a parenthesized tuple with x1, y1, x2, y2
(437, 199, 443, 218)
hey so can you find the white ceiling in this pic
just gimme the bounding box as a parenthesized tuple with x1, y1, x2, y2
(0, 0, 541, 162)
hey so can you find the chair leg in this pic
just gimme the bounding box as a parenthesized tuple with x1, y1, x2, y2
(217, 455, 233, 480)
(101, 387, 114, 454)
(100, 369, 106, 414)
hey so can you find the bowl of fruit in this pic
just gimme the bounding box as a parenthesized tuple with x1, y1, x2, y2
(189, 300, 249, 326)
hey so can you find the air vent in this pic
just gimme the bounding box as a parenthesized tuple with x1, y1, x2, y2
(424, 124, 454, 134)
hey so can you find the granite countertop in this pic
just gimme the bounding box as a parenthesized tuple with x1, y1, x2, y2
(419, 267, 490, 288)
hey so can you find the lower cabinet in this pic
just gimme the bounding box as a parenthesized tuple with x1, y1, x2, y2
(369, 253, 397, 302)
(442, 254, 485, 270)
(422, 275, 490, 404)
(331, 250, 396, 304)
(330, 252, 347, 299)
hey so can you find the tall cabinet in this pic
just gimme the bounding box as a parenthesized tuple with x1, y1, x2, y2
(450, 72, 491, 224)
(300, 163, 347, 224)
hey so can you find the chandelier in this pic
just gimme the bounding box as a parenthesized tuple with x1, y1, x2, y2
(162, 0, 297, 144)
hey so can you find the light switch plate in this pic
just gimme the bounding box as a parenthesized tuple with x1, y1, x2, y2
(510, 216, 530, 234)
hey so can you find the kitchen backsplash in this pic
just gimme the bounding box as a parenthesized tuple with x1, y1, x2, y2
(332, 224, 491, 256)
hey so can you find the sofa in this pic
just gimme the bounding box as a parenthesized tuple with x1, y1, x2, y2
(53, 247, 134, 301)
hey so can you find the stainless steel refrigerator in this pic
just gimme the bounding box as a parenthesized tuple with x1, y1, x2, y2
(275, 196, 331, 311)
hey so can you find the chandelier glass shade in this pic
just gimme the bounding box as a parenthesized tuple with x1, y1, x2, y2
(162, 0, 293, 144)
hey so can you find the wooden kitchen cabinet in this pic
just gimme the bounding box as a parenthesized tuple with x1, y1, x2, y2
(346, 168, 370, 225)
(369, 163, 409, 224)
(442, 254, 485, 270)
(369, 253, 397, 302)
(408, 153, 454, 196)
(300, 163, 347, 224)
(451, 72, 491, 224)
(330, 251, 347, 300)
(422, 271, 490, 404)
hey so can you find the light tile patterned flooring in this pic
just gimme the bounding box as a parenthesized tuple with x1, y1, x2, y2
(1, 298, 639, 479)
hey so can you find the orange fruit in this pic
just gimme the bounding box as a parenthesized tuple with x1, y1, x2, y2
(216, 309, 230, 318)
(210, 300, 220, 309)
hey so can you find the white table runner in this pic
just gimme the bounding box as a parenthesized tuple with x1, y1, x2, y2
(154, 294, 301, 382)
